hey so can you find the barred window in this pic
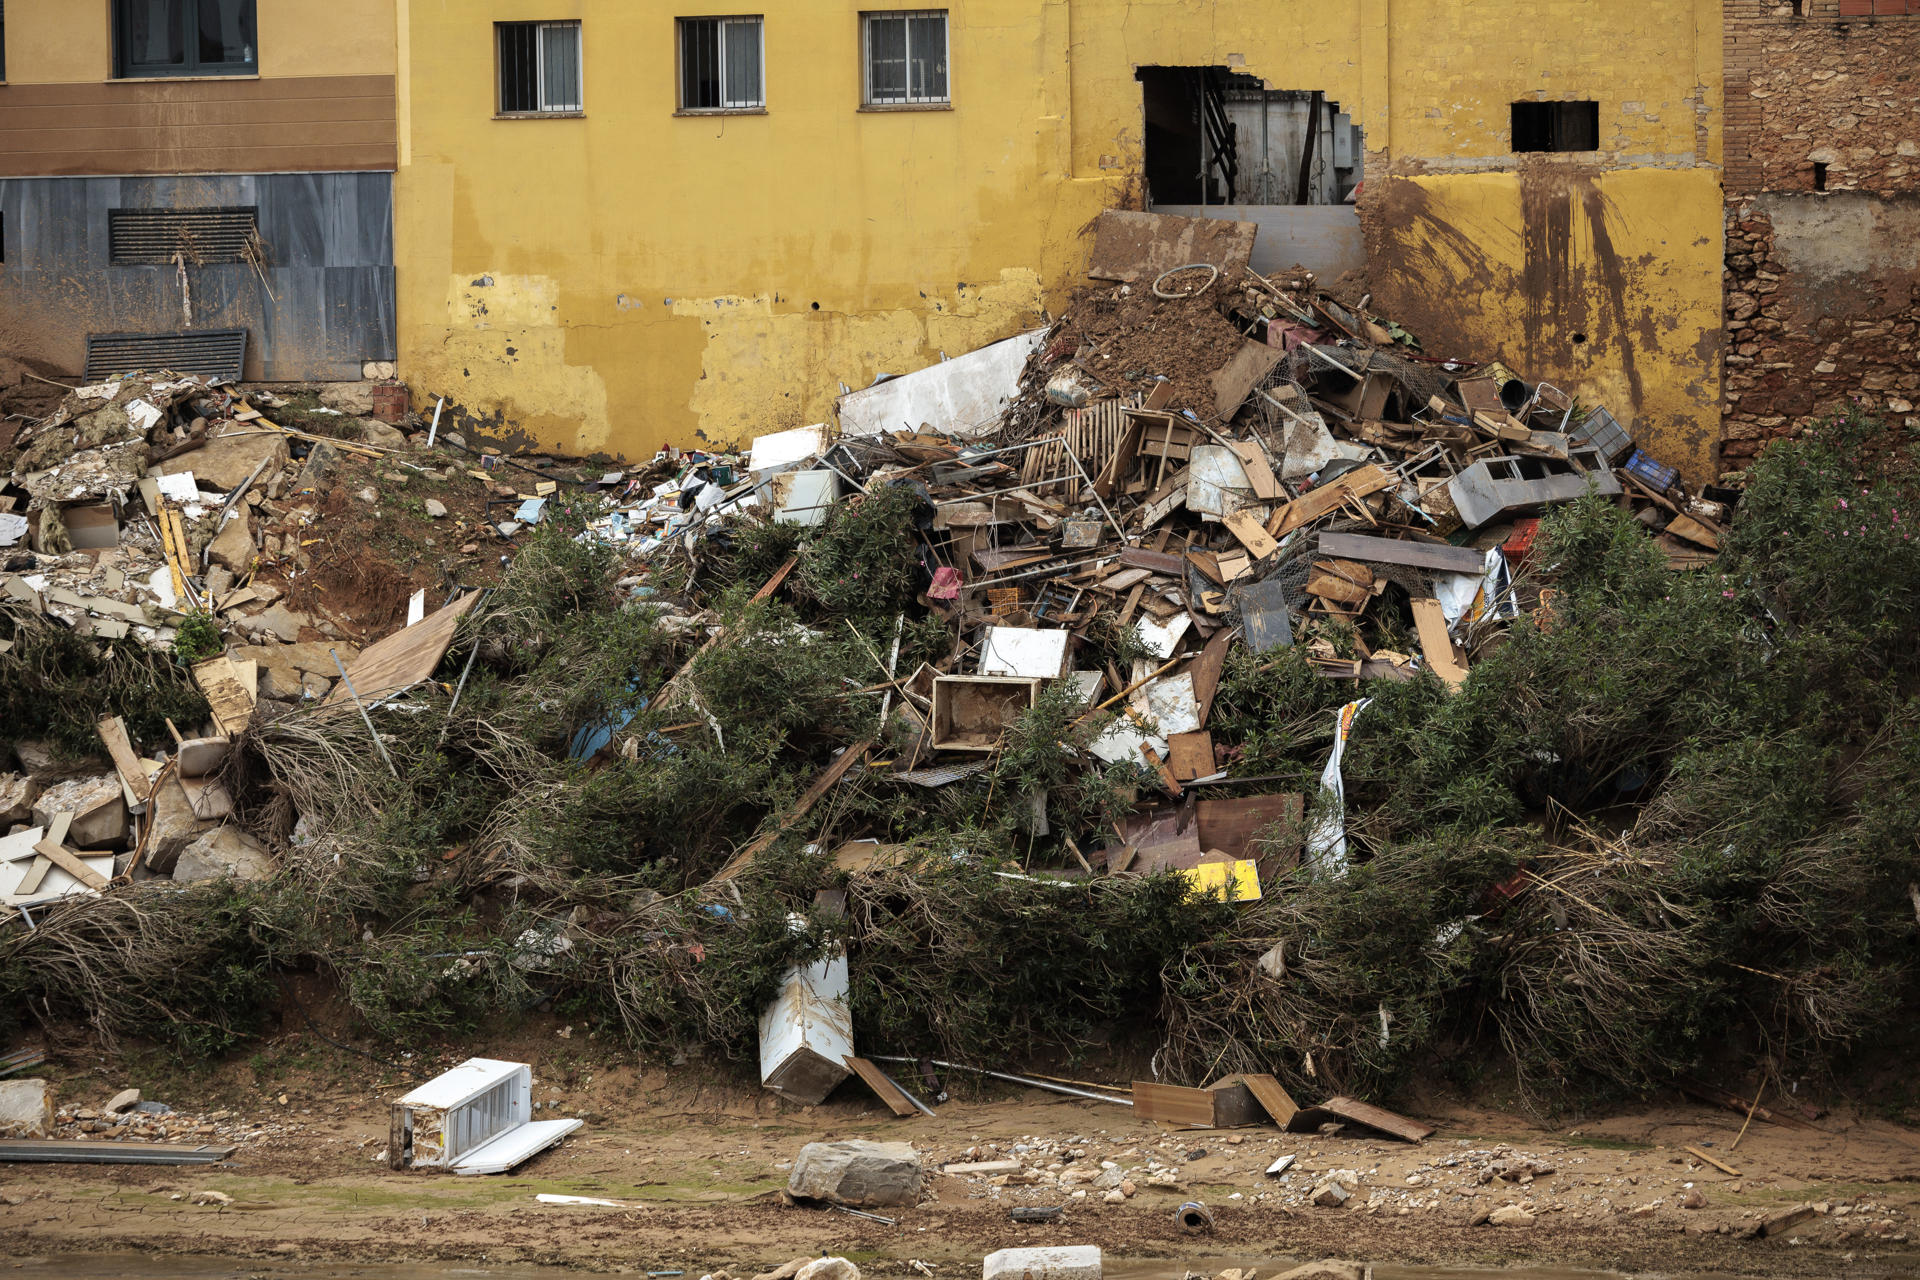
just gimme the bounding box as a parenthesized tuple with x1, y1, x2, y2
(862, 10, 948, 107)
(679, 17, 764, 111)
(498, 21, 583, 115)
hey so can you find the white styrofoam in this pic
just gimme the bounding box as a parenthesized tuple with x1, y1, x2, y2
(979, 627, 1071, 679)
(748, 425, 826, 479)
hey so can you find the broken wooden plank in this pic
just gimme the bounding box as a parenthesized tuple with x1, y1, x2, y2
(712, 739, 875, 882)
(1288, 1096, 1432, 1142)
(1267, 464, 1396, 539)
(1232, 1073, 1300, 1128)
(1665, 513, 1721, 551)
(1317, 532, 1486, 576)
(751, 555, 800, 601)
(323, 591, 481, 706)
(1229, 440, 1283, 502)
(1211, 342, 1286, 421)
(1188, 624, 1235, 727)
(1166, 731, 1214, 781)
(844, 1056, 920, 1117)
(94, 716, 152, 805)
(1410, 597, 1468, 688)
(31, 838, 108, 891)
(1684, 1145, 1741, 1177)
(1223, 509, 1280, 560)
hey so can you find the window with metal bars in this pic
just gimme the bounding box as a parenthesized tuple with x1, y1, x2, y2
(498, 21, 583, 115)
(862, 10, 948, 107)
(109, 207, 259, 265)
(113, 0, 256, 78)
(678, 16, 764, 112)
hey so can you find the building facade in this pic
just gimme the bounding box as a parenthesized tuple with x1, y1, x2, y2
(1720, 0, 1920, 464)
(0, 0, 398, 382)
(393, 1, 1728, 481)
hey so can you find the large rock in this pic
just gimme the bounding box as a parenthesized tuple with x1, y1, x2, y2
(240, 603, 311, 645)
(360, 419, 409, 448)
(317, 382, 376, 416)
(1488, 1204, 1535, 1227)
(787, 1140, 923, 1208)
(206, 509, 255, 572)
(171, 825, 274, 882)
(795, 1261, 860, 1280)
(0, 773, 40, 825)
(152, 428, 289, 492)
(143, 777, 214, 875)
(31, 774, 128, 849)
(294, 440, 343, 495)
(1274, 1265, 1369, 1280)
(9, 740, 58, 777)
(234, 640, 354, 700)
(982, 1247, 1102, 1280)
(0, 1079, 53, 1137)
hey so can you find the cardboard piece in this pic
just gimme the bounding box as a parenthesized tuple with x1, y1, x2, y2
(324, 591, 481, 705)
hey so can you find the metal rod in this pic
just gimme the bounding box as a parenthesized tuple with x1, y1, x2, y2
(330, 648, 400, 779)
(427, 396, 445, 448)
(869, 1056, 1132, 1106)
(882, 1065, 938, 1118)
(1064, 447, 1128, 543)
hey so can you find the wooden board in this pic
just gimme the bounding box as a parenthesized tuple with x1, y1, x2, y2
(1132, 1081, 1219, 1128)
(1666, 513, 1721, 551)
(844, 1056, 919, 1117)
(1211, 342, 1286, 420)
(1233, 1073, 1300, 1128)
(323, 591, 481, 705)
(1188, 624, 1235, 726)
(1223, 509, 1280, 560)
(712, 739, 875, 881)
(1267, 464, 1396, 538)
(1411, 597, 1469, 688)
(1120, 547, 1185, 575)
(1288, 1095, 1433, 1142)
(32, 838, 108, 891)
(1317, 532, 1486, 576)
(1685, 1145, 1741, 1177)
(1087, 209, 1257, 284)
(94, 716, 153, 804)
(1167, 731, 1214, 781)
(1197, 793, 1304, 872)
(1203, 1079, 1271, 1128)
(1230, 440, 1283, 501)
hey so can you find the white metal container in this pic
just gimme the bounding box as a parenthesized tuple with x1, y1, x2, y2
(389, 1057, 581, 1175)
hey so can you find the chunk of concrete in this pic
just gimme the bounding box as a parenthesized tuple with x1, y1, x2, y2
(787, 1140, 923, 1208)
(171, 825, 274, 882)
(1311, 1180, 1351, 1208)
(152, 429, 289, 492)
(143, 777, 214, 874)
(982, 1246, 1102, 1280)
(206, 509, 255, 572)
(295, 440, 343, 494)
(0, 773, 41, 825)
(1488, 1204, 1535, 1227)
(31, 774, 129, 849)
(241, 603, 311, 644)
(0, 1079, 53, 1137)
(175, 737, 231, 779)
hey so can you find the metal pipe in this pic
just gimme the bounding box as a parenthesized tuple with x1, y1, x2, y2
(868, 1056, 1132, 1106)
(330, 648, 400, 779)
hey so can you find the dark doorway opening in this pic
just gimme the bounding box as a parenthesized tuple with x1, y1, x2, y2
(1137, 67, 1362, 206)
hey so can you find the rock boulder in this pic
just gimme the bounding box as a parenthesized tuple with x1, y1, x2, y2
(787, 1140, 923, 1208)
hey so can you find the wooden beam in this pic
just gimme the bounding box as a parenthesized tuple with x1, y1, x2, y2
(844, 1056, 921, 1118)
(711, 739, 875, 881)
(1317, 532, 1486, 575)
(95, 716, 153, 804)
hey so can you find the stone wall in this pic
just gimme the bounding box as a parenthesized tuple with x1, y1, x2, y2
(1721, 1, 1920, 464)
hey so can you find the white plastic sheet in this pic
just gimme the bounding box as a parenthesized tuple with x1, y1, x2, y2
(1303, 697, 1370, 879)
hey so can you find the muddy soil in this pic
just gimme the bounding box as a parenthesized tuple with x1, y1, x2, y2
(3, 1030, 1916, 1278)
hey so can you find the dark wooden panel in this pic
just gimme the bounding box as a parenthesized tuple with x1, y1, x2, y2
(0, 76, 397, 176)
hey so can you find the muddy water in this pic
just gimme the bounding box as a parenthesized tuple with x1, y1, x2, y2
(8, 1256, 1758, 1280)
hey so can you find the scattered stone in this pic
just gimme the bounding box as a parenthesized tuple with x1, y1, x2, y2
(982, 1246, 1102, 1280)
(243, 603, 311, 644)
(294, 441, 343, 494)
(1103, 1188, 1125, 1204)
(424, 498, 449, 519)
(205, 510, 254, 573)
(1681, 1187, 1708, 1210)
(360, 419, 409, 449)
(1489, 1204, 1535, 1227)
(151, 430, 288, 491)
(188, 1189, 233, 1206)
(1311, 1180, 1351, 1208)
(105, 1088, 141, 1115)
(31, 773, 127, 849)
(356, 486, 379, 504)
(787, 1140, 924, 1208)
(0, 773, 41, 825)
(748, 1259, 811, 1280)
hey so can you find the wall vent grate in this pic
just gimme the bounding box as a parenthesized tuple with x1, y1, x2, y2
(85, 329, 248, 382)
(109, 207, 260, 265)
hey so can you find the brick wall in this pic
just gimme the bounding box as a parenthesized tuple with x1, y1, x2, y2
(1720, 1, 1919, 466)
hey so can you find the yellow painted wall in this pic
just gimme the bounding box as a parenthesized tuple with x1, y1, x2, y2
(3, 0, 395, 84)
(397, 0, 1725, 478)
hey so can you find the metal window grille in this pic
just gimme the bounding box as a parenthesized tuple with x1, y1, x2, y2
(679, 16, 764, 110)
(109, 206, 259, 265)
(498, 20, 582, 114)
(863, 10, 947, 105)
